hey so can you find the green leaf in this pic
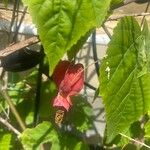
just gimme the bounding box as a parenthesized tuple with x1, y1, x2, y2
(111, 0, 123, 7)
(16, 98, 34, 125)
(99, 17, 150, 143)
(6, 71, 38, 125)
(68, 95, 93, 132)
(0, 93, 8, 113)
(67, 30, 92, 60)
(142, 20, 150, 72)
(21, 121, 59, 150)
(39, 80, 57, 118)
(108, 121, 143, 147)
(22, 0, 111, 75)
(0, 132, 12, 150)
(144, 120, 150, 139)
(123, 144, 137, 150)
(59, 133, 89, 150)
(130, 121, 144, 138)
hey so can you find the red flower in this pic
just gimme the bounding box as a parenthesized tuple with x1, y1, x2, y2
(52, 60, 84, 111)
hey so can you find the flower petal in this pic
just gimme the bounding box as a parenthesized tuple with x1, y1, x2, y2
(53, 93, 72, 111)
(52, 60, 71, 87)
(59, 63, 84, 94)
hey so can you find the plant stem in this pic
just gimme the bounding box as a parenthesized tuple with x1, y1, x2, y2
(107, 12, 150, 21)
(92, 30, 99, 77)
(141, 1, 150, 27)
(84, 82, 97, 91)
(102, 24, 112, 39)
(33, 46, 44, 127)
(120, 133, 150, 149)
(0, 116, 21, 136)
(13, 6, 28, 41)
(2, 90, 26, 131)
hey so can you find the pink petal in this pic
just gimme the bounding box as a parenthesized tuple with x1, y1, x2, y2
(52, 60, 71, 87)
(59, 63, 84, 94)
(53, 93, 72, 111)
(52, 61, 84, 111)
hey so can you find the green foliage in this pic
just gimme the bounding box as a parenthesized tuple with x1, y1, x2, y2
(22, 0, 112, 75)
(130, 121, 144, 138)
(67, 96, 93, 132)
(21, 121, 59, 150)
(21, 121, 89, 150)
(1, 0, 150, 149)
(0, 93, 7, 113)
(39, 80, 57, 118)
(59, 133, 89, 150)
(7, 71, 38, 125)
(111, 0, 123, 7)
(0, 131, 12, 150)
(144, 120, 150, 139)
(99, 16, 150, 143)
(67, 30, 92, 60)
(142, 21, 150, 72)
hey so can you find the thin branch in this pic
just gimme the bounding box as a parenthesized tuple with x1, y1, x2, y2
(111, 0, 136, 10)
(1, 90, 26, 131)
(13, 6, 28, 41)
(0, 104, 9, 120)
(107, 12, 150, 21)
(0, 116, 21, 136)
(33, 46, 44, 127)
(141, 1, 150, 26)
(0, 36, 39, 58)
(12, 0, 20, 43)
(120, 133, 150, 149)
(0, 7, 29, 14)
(102, 24, 112, 39)
(92, 30, 99, 77)
(84, 82, 97, 91)
(9, 0, 19, 43)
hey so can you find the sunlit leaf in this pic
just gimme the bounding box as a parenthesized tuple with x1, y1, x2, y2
(67, 30, 92, 60)
(21, 121, 59, 150)
(0, 132, 12, 150)
(144, 120, 150, 139)
(142, 20, 150, 72)
(22, 0, 111, 75)
(99, 17, 150, 143)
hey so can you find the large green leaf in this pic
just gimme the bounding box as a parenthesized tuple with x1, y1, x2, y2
(21, 121, 59, 150)
(99, 17, 150, 143)
(22, 0, 111, 75)
(67, 30, 92, 60)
